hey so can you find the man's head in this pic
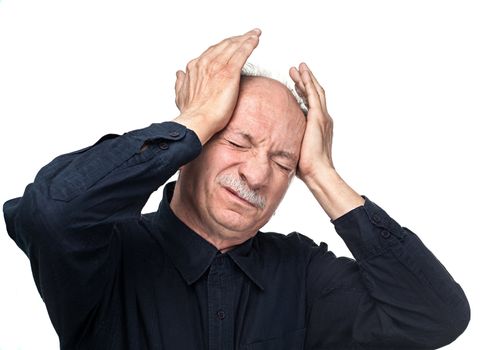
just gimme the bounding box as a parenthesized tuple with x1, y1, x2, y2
(171, 75, 306, 250)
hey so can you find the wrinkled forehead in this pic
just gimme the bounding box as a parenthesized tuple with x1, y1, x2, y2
(226, 77, 306, 151)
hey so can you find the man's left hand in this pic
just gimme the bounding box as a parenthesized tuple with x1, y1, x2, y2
(289, 63, 364, 220)
(289, 63, 334, 182)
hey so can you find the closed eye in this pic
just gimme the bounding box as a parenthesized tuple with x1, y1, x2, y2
(227, 140, 247, 149)
(276, 162, 292, 172)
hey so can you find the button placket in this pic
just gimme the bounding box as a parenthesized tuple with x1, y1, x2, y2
(206, 254, 234, 349)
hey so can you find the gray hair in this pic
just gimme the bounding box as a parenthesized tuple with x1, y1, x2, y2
(240, 62, 308, 116)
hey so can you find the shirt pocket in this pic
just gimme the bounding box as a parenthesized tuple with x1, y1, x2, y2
(241, 328, 306, 350)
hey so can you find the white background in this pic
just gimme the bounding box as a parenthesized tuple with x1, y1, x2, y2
(1, 0, 490, 348)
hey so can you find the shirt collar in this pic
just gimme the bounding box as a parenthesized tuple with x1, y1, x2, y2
(153, 182, 265, 290)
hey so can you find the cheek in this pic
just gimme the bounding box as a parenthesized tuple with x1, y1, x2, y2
(194, 146, 240, 185)
(209, 147, 242, 173)
(265, 177, 290, 208)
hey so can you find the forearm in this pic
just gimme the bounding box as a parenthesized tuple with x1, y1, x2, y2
(303, 166, 365, 221)
(306, 198, 470, 348)
(335, 199, 470, 347)
(174, 112, 219, 145)
(4, 121, 202, 243)
(3, 121, 202, 335)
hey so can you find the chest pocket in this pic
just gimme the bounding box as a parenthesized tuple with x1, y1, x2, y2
(242, 328, 305, 350)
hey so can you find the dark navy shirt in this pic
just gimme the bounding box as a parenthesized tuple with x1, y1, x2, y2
(3, 121, 470, 349)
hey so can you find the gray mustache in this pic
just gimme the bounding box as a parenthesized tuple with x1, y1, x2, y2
(217, 174, 266, 209)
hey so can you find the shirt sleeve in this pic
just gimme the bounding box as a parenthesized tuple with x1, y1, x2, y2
(304, 196, 470, 349)
(2, 121, 202, 342)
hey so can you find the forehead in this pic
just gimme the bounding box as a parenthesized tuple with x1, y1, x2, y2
(225, 77, 306, 148)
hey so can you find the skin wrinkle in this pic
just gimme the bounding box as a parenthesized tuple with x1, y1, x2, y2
(171, 76, 306, 252)
(231, 130, 297, 165)
(217, 173, 266, 209)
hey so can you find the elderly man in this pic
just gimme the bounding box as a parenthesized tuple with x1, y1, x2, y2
(4, 29, 469, 349)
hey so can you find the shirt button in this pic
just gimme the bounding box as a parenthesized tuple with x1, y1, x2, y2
(158, 142, 169, 150)
(217, 310, 226, 320)
(372, 213, 381, 223)
(381, 230, 391, 239)
(169, 130, 180, 138)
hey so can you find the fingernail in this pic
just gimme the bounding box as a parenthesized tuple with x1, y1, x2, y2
(252, 28, 262, 35)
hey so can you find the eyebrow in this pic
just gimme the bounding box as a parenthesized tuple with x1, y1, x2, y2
(236, 132, 296, 162)
(237, 132, 254, 144)
(271, 150, 296, 161)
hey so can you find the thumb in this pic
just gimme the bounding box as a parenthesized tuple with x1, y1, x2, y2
(174, 70, 185, 94)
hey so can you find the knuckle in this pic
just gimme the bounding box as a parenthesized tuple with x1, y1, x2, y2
(248, 34, 259, 42)
(230, 34, 243, 42)
(225, 36, 239, 44)
(186, 59, 197, 71)
(209, 60, 223, 71)
(214, 67, 234, 80)
(197, 56, 209, 68)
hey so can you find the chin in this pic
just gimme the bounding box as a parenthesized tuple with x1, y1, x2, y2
(211, 208, 262, 236)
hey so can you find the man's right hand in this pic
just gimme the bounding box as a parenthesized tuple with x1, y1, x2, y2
(173, 29, 262, 145)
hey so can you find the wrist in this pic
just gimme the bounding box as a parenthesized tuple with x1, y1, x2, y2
(302, 166, 364, 220)
(173, 112, 218, 145)
(301, 163, 338, 189)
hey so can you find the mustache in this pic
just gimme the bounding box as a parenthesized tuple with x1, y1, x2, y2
(217, 174, 266, 209)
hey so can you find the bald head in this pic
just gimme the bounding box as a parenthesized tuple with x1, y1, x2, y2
(239, 76, 303, 108)
(240, 63, 308, 116)
(236, 76, 306, 134)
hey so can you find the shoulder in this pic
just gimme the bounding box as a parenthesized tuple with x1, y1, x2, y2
(112, 212, 161, 258)
(255, 230, 324, 261)
(256, 230, 322, 249)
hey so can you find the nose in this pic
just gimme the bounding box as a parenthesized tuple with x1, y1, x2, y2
(238, 154, 271, 190)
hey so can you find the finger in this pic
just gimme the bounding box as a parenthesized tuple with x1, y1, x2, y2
(299, 64, 323, 112)
(289, 66, 306, 92)
(294, 85, 308, 108)
(174, 70, 186, 109)
(185, 58, 199, 73)
(200, 28, 261, 64)
(175, 70, 185, 93)
(289, 66, 301, 84)
(200, 33, 243, 57)
(227, 34, 261, 69)
(289, 66, 308, 105)
(300, 63, 327, 111)
(215, 29, 261, 67)
(208, 28, 261, 52)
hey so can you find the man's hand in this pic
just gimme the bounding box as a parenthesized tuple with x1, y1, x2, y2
(289, 63, 334, 180)
(290, 63, 364, 220)
(173, 29, 262, 145)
